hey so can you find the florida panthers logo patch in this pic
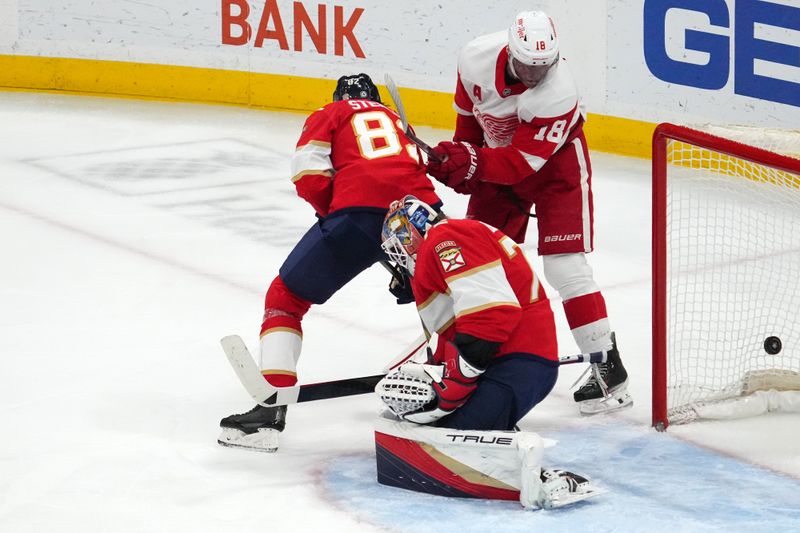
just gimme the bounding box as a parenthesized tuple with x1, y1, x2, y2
(438, 246, 466, 273)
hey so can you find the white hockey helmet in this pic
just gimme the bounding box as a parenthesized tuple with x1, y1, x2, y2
(508, 11, 559, 67)
(381, 195, 439, 277)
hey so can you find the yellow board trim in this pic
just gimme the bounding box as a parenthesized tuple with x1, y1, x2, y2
(0, 54, 658, 159)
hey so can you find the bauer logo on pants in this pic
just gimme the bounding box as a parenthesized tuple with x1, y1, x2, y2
(438, 246, 465, 273)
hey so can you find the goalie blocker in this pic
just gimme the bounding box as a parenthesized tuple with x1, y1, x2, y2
(374, 413, 604, 510)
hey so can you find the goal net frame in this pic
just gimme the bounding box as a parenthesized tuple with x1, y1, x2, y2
(651, 123, 800, 430)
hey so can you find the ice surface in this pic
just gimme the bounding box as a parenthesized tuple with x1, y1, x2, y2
(1, 92, 798, 532)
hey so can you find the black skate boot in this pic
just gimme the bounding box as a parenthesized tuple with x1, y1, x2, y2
(572, 332, 632, 415)
(217, 404, 287, 452)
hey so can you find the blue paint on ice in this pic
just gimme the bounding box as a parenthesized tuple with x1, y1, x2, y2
(322, 424, 800, 532)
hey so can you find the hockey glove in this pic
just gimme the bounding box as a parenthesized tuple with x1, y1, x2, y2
(426, 141, 484, 194)
(401, 341, 486, 424)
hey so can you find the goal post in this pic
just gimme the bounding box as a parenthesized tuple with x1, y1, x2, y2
(652, 123, 800, 430)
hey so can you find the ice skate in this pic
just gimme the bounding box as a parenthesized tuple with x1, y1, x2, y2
(217, 404, 287, 453)
(538, 469, 606, 509)
(573, 332, 633, 415)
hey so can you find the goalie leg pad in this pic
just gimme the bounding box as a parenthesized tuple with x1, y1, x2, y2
(374, 414, 605, 509)
(375, 413, 531, 501)
(375, 414, 558, 505)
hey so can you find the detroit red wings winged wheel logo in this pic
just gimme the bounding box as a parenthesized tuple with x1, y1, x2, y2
(437, 243, 466, 273)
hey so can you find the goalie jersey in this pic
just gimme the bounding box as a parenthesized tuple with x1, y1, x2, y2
(291, 99, 439, 217)
(412, 219, 558, 362)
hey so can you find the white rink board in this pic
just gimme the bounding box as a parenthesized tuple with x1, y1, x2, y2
(607, 0, 800, 128)
(7, 0, 538, 90)
(2, 0, 799, 129)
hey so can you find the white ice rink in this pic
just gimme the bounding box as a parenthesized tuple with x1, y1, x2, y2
(1, 92, 798, 532)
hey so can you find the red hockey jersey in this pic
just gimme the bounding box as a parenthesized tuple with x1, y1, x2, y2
(412, 219, 558, 361)
(291, 99, 439, 216)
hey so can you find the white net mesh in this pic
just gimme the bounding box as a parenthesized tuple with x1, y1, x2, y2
(664, 126, 800, 422)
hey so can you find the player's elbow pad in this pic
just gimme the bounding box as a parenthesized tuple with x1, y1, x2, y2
(454, 333, 502, 371)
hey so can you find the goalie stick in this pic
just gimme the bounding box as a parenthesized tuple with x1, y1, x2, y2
(221, 334, 427, 407)
(221, 335, 606, 407)
(384, 74, 440, 162)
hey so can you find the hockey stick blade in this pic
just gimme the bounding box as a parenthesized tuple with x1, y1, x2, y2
(220, 335, 299, 406)
(221, 334, 427, 406)
(384, 74, 440, 162)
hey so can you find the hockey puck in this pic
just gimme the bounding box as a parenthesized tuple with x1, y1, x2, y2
(764, 336, 782, 355)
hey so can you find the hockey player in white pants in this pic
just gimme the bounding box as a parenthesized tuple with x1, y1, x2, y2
(424, 10, 632, 414)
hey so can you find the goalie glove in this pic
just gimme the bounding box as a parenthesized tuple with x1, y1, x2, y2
(378, 341, 486, 424)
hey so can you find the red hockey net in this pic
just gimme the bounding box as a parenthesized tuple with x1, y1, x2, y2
(652, 123, 800, 430)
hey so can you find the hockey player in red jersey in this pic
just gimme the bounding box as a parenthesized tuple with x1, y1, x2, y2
(378, 195, 559, 429)
(425, 11, 631, 415)
(218, 74, 441, 452)
(374, 195, 604, 509)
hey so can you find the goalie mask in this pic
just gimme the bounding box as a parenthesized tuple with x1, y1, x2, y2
(381, 195, 438, 277)
(507, 11, 560, 88)
(333, 73, 381, 103)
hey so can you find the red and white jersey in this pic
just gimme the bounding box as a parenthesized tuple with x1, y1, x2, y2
(411, 219, 558, 362)
(454, 30, 586, 177)
(291, 100, 439, 216)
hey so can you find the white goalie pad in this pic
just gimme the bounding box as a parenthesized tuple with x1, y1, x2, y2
(373, 414, 604, 509)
